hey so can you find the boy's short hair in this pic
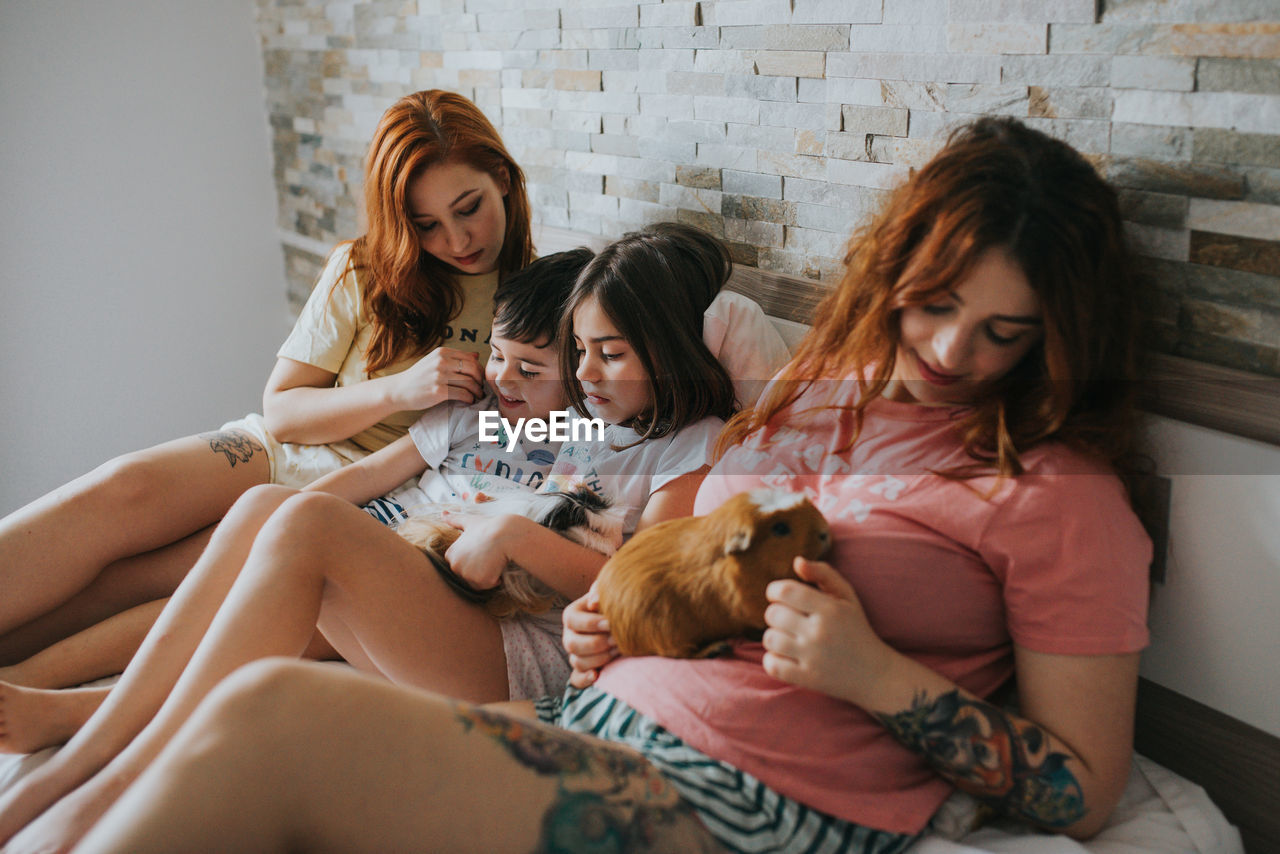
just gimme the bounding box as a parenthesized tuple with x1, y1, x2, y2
(492, 248, 594, 345)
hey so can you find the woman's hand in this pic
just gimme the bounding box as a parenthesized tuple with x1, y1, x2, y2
(761, 557, 895, 707)
(562, 585, 617, 688)
(441, 511, 519, 591)
(388, 347, 484, 411)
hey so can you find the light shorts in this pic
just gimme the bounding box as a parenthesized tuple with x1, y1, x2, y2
(535, 686, 917, 854)
(501, 608, 571, 701)
(219, 412, 373, 489)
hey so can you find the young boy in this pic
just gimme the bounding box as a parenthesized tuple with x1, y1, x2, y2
(307, 248, 593, 523)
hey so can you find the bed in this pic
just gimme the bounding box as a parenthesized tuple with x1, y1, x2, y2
(3, 229, 1276, 851)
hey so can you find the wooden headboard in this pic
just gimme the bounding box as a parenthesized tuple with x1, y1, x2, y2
(536, 224, 1280, 853)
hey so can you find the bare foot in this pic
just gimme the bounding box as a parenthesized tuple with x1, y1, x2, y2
(0, 681, 107, 754)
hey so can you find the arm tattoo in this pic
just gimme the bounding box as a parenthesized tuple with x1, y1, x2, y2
(455, 703, 723, 854)
(877, 690, 1087, 828)
(199, 430, 266, 469)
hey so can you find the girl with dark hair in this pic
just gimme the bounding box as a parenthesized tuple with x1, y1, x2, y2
(0, 91, 530, 682)
(558, 221, 738, 448)
(0, 224, 740, 852)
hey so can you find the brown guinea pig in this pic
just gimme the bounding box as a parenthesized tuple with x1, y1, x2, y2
(595, 489, 831, 658)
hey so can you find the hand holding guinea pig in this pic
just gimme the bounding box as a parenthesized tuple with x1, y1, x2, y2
(594, 489, 832, 659)
(760, 556, 897, 709)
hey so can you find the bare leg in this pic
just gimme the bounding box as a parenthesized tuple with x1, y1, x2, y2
(0, 599, 336, 758)
(78, 660, 722, 854)
(0, 600, 167, 690)
(0, 684, 108, 755)
(0, 430, 270, 638)
(0, 492, 508, 851)
(0, 484, 297, 848)
(0, 531, 211, 667)
(0, 600, 171, 756)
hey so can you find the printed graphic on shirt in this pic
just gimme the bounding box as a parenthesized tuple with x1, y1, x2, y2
(442, 325, 491, 347)
(451, 432, 558, 502)
(734, 430, 910, 526)
(542, 442, 604, 501)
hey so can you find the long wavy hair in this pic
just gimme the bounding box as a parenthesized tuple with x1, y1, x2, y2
(338, 90, 533, 373)
(560, 223, 738, 442)
(721, 117, 1149, 481)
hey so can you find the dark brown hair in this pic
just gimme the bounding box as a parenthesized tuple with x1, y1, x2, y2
(492, 248, 594, 346)
(559, 223, 738, 440)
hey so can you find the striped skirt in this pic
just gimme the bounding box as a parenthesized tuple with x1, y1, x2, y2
(536, 686, 917, 854)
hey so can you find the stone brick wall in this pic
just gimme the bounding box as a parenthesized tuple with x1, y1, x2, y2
(256, 0, 1280, 377)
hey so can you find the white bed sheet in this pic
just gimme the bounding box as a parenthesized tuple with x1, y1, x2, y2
(914, 755, 1242, 853)
(0, 745, 1242, 852)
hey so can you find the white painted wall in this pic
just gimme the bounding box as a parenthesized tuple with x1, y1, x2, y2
(0, 0, 286, 515)
(1141, 416, 1280, 737)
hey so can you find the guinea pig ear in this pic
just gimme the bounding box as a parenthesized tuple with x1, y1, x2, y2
(723, 521, 755, 555)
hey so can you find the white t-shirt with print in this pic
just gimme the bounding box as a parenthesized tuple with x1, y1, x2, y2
(541, 416, 724, 537)
(391, 396, 560, 515)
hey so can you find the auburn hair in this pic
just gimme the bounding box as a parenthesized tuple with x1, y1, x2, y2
(338, 90, 533, 374)
(720, 117, 1149, 480)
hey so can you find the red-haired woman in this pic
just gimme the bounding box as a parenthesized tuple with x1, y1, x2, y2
(72, 117, 1151, 854)
(0, 91, 532, 674)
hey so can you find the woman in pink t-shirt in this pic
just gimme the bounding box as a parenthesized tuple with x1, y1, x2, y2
(70, 117, 1153, 854)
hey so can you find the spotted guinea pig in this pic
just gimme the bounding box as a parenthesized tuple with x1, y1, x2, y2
(595, 489, 831, 659)
(396, 487, 625, 619)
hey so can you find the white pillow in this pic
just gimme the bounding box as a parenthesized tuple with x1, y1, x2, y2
(703, 290, 792, 410)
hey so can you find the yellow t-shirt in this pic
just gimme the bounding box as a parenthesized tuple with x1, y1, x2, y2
(277, 243, 499, 452)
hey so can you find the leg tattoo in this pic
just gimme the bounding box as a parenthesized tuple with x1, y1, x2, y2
(455, 704, 722, 854)
(877, 690, 1086, 828)
(199, 431, 266, 469)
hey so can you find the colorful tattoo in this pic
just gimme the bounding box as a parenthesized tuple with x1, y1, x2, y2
(455, 704, 722, 854)
(200, 430, 265, 469)
(877, 690, 1086, 828)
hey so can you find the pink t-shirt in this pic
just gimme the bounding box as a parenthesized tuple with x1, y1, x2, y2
(596, 386, 1151, 835)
